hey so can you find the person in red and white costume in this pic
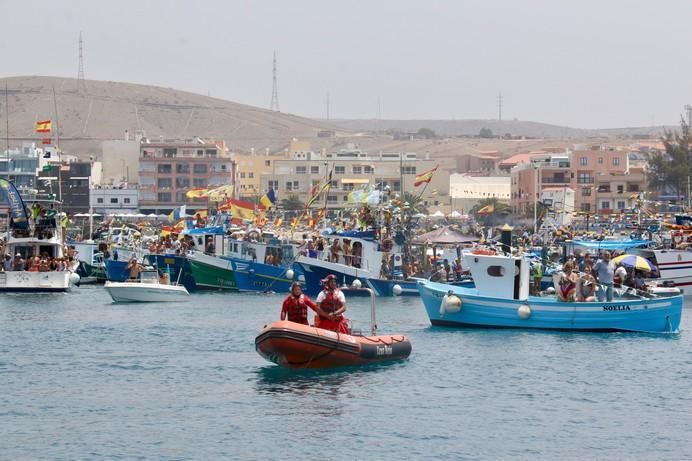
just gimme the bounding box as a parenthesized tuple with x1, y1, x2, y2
(315, 274, 349, 333)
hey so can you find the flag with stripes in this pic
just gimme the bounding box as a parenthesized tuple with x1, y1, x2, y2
(414, 166, 438, 187)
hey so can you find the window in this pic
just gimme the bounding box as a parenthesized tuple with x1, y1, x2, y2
(158, 192, 172, 202)
(364, 166, 374, 174)
(352, 166, 362, 174)
(334, 166, 345, 174)
(124, 198, 131, 204)
(268, 180, 278, 190)
(617, 185, 624, 194)
(196, 150, 204, 157)
(401, 166, 417, 175)
(157, 164, 172, 173)
(582, 187, 592, 197)
(601, 201, 610, 210)
(487, 266, 505, 277)
(248, 172, 254, 178)
(598, 157, 604, 164)
(205, 149, 217, 158)
(240, 172, 246, 178)
(579, 157, 587, 166)
(311, 166, 320, 174)
(342, 195, 349, 201)
(157, 178, 172, 188)
(581, 203, 591, 212)
(193, 164, 208, 174)
(577, 173, 593, 184)
(392, 180, 401, 192)
(265, 160, 271, 167)
(285, 181, 299, 192)
(296, 166, 307, 174)
(97, 198, 104, 204)
(617, 201, 626, 210)
(163, 148, 177, 158)
(343, 183, 355, 191)
(193, 178, 208, 187)
(110, 198, 118, 204)
(176, 177, 190, 188)
(176, 164, 190, 174)
(327, 195, 337, 203)
(612, 157, 620, 167)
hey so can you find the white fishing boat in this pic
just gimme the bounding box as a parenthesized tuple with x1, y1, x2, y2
(0, 184, 80, 292)
(104, 269, 190, 302)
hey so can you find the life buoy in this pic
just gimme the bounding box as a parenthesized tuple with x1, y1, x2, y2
(673, 232, 684, 246)
(472, 248, 496, 256)
(381, 238, 394, 252)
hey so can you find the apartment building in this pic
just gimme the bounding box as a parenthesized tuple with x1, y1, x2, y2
(235, 152, 283, 200)
(259, 145, 449, 211)
(510, 148, 647, 216)
(138, 139, 237, 213)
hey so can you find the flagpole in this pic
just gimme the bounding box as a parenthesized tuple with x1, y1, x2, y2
(51, 85, 62, 203)
(5, 81, 9, 181)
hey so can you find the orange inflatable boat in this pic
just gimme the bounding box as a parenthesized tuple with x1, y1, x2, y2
(255, 320, 412, 369)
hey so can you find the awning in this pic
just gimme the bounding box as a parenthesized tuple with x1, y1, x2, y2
(341, 178, 370, 184)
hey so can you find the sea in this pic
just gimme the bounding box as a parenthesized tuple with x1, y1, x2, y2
(2, 286, 692, 461)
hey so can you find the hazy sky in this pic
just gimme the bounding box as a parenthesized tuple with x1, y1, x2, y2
(1, 0, 690, 128)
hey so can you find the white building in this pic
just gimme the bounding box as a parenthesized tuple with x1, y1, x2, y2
(90, 186, 139, 214)
(449, 174, 511, 212)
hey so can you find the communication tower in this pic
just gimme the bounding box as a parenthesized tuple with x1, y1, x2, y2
(270, 51, 280, 112)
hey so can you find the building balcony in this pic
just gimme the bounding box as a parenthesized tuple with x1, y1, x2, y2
(541, 178, 570, 184)
(577, 177, 595, 184)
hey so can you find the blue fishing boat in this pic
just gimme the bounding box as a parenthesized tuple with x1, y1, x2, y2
(146, 253, 197, 292)
(295, 229, 411, 297)
(418, 251, 682, 333)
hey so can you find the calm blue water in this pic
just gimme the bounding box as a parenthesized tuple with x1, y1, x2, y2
(2, 287, 692, 460)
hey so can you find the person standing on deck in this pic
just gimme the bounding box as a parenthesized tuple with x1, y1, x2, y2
(592, 251, 615, 302)
(315, 274, 349, 333)
(281, 282, 322, 325)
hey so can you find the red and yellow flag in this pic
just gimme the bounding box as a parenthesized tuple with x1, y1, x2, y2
(36, 120, 52, 133)
(414, 166, 438, 187)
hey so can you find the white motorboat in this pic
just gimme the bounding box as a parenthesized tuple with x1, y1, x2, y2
(105, 270, 190, 302)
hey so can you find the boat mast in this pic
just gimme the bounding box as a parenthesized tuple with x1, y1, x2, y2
(5, 81, 9, 181)
(51, 85, 62, 203)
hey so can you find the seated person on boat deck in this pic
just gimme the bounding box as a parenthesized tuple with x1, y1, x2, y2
(556, 261, 577, 302)
(281, 282, 323, 325)
(577, 272, 597, 302)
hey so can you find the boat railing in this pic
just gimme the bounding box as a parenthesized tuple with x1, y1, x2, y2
(301, 249, 370, 271)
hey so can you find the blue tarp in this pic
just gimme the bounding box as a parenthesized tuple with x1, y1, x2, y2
(570, 239, 650, 250)
(182, 225, 225, 235)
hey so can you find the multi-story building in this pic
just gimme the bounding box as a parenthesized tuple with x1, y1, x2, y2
(0, 143, 42, 195)
(90, 185, 139, 215)
(37, 160, 94, 214)
(138, 139, 237, 214)
(235, 151, 283, 200)
(510, 147, 648, 216)
(456, 152, 500, 174)
(259, 145, 449, 211)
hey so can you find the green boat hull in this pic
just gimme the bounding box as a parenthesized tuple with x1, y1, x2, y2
(189, 259, 239, 290)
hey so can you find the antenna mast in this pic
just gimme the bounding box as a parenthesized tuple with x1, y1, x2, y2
(498, 92, 503, 122)
(270, 51, 280, 112)
(78, 32, 86, 91)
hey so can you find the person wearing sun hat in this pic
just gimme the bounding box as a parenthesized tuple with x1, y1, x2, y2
(315, 274, 349, 333)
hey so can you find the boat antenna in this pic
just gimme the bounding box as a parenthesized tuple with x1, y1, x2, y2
(5, 81, 9, 181)
(51, 85, 62, 203)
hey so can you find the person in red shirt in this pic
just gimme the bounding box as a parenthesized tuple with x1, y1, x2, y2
(281, 282, 319, 325)
(315, 274, 349, 333)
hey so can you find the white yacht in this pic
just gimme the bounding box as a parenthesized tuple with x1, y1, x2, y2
(105, 269, 190, 302)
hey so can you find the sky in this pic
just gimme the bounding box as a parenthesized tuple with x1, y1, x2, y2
(0, 0, 690, 129)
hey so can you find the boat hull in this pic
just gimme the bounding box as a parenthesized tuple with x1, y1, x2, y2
(0, 271, 73, 292)
(418, 280, 682, 333)
(255, 320, 412, 368)
(295, 258, 375, 296)
(104, 281, 190, 303)
(147, 254, 197, 292)
(229, 259, 300, 293)
(187, 255, 239, 290)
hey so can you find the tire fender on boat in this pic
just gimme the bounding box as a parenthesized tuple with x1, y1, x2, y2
(517, 304, 531, 319)
(440, 291, 462, 314)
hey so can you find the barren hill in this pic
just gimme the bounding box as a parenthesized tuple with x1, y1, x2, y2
(0, 76, 337, 155)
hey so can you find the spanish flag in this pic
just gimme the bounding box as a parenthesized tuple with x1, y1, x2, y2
(36, 120, 52, 133)
(186, 188, 208, 199)
(477, 204, 494, 215)
(414, 166, 438, 187)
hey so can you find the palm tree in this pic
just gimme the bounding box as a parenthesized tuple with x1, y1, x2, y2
(469, 197, 510, 218)
(399, 191, 429, 217)
(280, 195, 305, 211)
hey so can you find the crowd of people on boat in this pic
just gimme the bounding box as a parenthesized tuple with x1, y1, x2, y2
(0, 251, 75, 273)
(553, 250, 649, 303)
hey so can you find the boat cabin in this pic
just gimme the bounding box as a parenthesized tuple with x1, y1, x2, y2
(464, 251, 530, 300)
